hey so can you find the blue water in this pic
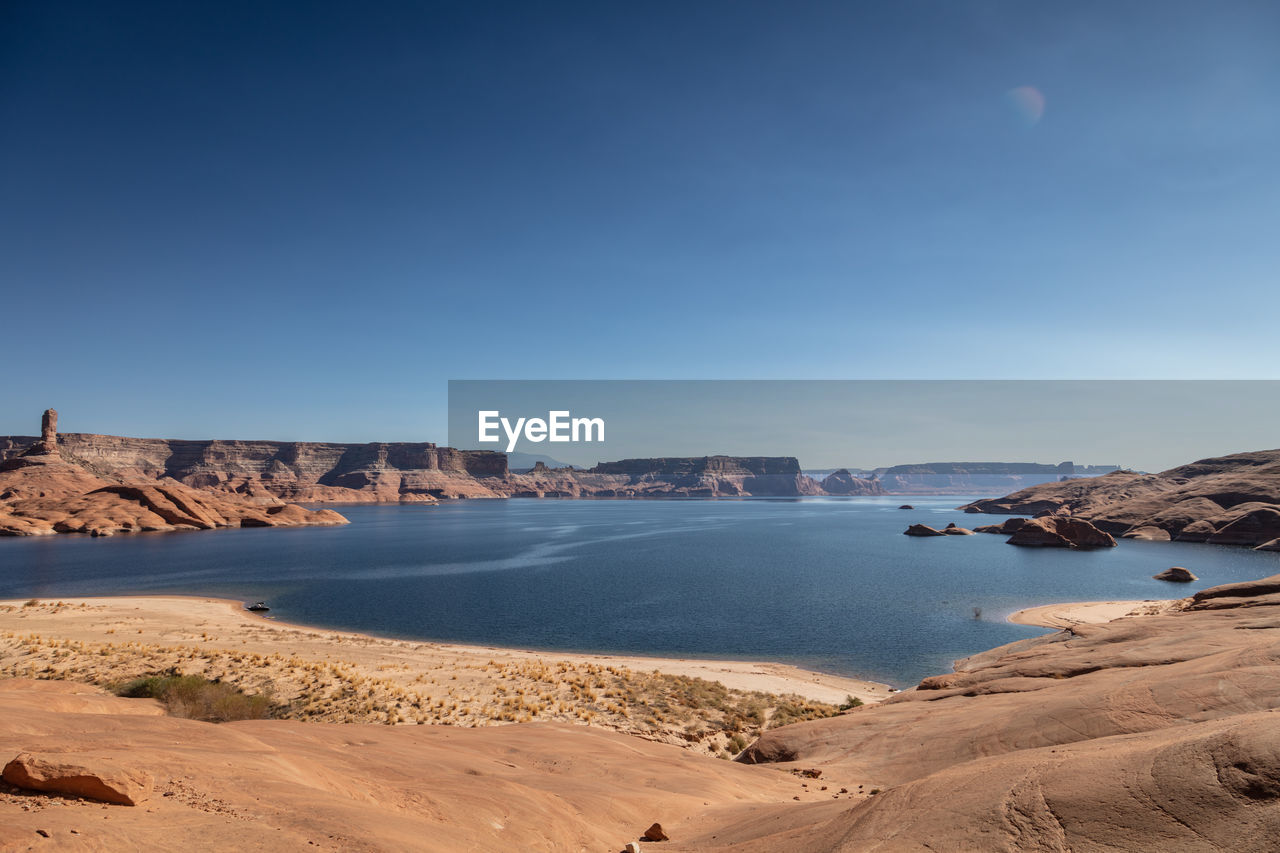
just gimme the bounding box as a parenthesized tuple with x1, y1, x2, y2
(1, 497, 1277, 687)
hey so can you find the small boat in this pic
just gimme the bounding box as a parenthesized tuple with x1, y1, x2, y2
(245, 601, 270, 612)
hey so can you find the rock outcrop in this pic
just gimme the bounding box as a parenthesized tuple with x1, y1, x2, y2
(818, 469, 884, 496)
(903, 524, 944, 537)
(1005, 515, 1117, 549)
(961, 448, 1280, 547)
(941, 522, 974, 535)
(1122, 525, 1172, 541)
(0, 414, 347, 536)
(1153, 567, 1197, 583)
(3, 751, 153, 805)
(973, 517, 1027, 535)
(37, 409, 57, 455)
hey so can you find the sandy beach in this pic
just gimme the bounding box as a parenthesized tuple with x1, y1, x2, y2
(0, 595, 890, 756)
(1009, 598, 1181, 629)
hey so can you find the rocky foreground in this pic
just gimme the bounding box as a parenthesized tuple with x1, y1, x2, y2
(4, 577, 1280, 850)
(734, 574, 1280, 850)
(962, 447, 1280, 549)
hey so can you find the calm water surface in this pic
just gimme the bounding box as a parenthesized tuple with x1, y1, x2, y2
(2, 497, 1276, 687)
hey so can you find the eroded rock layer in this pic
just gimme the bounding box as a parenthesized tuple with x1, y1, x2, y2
(0, 423, 347, 536)
(0, 433, 825, 501)
(962, 448, 1280, 548)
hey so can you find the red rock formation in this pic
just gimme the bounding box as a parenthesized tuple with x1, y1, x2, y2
(3, 752, 153, 806)
(940, 522, 974, 535)
(961, 448, 1280, 547)
(1005, 515, 1117, 549)
(0, 413, 347, 537)
(1208, 506, 1280, 546)
(973, 517, 1027, 535)
(0, 429, 831, 501)
(1122, 525, 1172, 541)
(38, 408, 57, 454)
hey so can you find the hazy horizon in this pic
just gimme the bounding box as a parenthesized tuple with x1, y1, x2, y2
(5, 380, 1270, 476)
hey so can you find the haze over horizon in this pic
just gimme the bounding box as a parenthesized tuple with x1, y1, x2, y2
(4, 2, 1278, 443)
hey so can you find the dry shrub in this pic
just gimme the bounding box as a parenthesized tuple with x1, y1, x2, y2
(116, 672, 274, 722)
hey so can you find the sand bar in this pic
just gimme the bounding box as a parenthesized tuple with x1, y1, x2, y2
(1009, 598, 1180, 629)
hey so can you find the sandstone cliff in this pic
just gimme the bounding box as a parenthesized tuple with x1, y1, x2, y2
(502, 456, 825, 498)
(960, 448, 1280, 548)
(0, 430, 509, 502)
(0, 429, 830, 501)
(0, 412, 347, 536)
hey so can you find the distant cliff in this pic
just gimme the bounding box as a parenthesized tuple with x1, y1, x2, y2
(506, 456, 824, 498)
(0, 432, 509, 502)
(0, 432, 823, 501)
(819, 469, 884, 496)
(872, 461, 1119, 495)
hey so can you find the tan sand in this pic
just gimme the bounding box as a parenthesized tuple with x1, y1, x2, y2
(0, 679, 849, 853)
(0, 596, 890, 756)
(1008, 598, 1180, 629)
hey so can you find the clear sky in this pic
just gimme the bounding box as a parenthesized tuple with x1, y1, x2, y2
(2, 2, 1278, 446)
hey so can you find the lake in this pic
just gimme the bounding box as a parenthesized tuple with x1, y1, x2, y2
(1, 496, 1276, 687)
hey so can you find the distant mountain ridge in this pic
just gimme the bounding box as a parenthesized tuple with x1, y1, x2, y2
(0, 414, 1126, 506)
(805, 461, 1122, 495)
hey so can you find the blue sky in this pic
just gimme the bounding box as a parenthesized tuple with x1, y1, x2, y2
(2, 1, 1278, 444)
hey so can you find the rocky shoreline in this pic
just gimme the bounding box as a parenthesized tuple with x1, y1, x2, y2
(961, 448, 1280, 550)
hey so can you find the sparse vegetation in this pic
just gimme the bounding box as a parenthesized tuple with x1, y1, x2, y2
(116, 672, 274, 722)
(838, 695, 864, 710)
(0, 617, 847, 755)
